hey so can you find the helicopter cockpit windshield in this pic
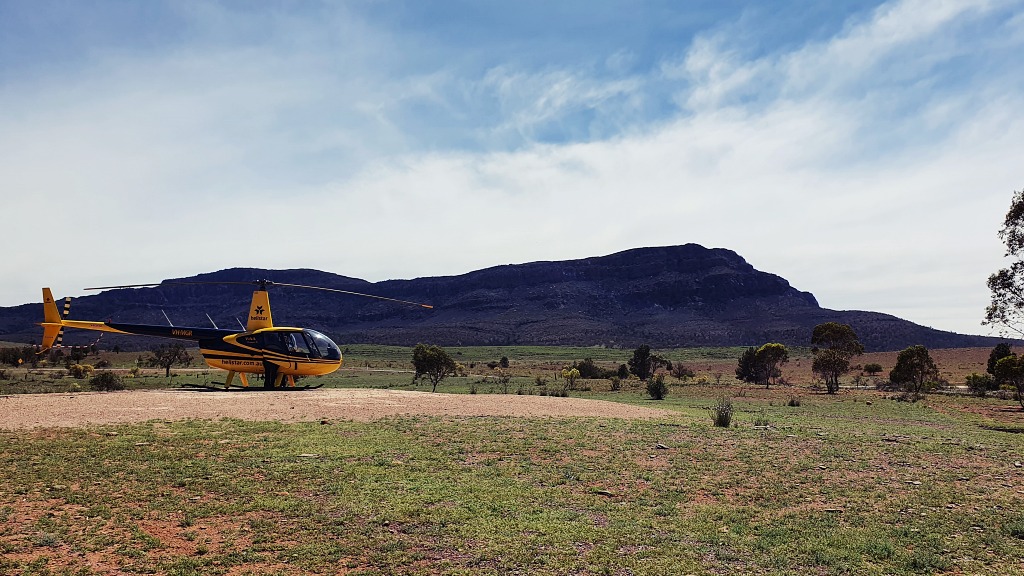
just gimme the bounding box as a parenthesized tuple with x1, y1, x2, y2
(303, 329, 342, 361)
(264, 329, 342, 360)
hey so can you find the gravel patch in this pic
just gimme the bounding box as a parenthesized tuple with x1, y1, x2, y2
(0, 389, 675, 429)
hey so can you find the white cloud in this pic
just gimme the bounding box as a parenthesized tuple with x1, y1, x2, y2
(2, 0, 1022, 338)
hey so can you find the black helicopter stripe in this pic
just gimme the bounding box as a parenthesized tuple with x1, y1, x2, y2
(199, 352, 338, 364)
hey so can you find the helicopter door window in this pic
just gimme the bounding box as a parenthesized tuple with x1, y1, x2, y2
(285, 332, 311, 355)
(263, 333, 288, 353)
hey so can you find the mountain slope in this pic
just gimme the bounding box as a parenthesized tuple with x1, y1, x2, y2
(0, 244, 1001, 351)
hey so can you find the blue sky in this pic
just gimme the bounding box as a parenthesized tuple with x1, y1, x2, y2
(1, 0, 1022, 337)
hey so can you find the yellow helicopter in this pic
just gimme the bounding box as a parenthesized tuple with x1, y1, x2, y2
(38, 280, 432, 389)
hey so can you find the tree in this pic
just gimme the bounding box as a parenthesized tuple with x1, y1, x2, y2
(986, 188, 1024, 336)
(670, 362, 695, 381)
(411, 343, 458, 393)
(736, 344, 788, 388)
(754, 343, 788, 388)
(993, 354, 1024, 409)
(735, 347, 762, 385)
(147, 343, 193, 378)
(987, 343, 1014, 379)
(889, 345, 939, 396)
(810, 322, 864, 394)
(628, 344, 668, 381)
(864, 363, 883, 376)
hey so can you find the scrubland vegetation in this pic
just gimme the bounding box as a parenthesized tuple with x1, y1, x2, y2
(2, 338, 1024, 575)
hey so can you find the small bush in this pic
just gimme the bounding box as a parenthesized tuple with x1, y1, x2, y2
(966, 373, 995, 397)
(68, 364, 94, 379)
(0, 369, 8, 381)
(752, 409, 770, 427)
(646, 374, 668, 400)
(1004, 517, 1024, 539)
(94, 359, 111, 369)
(609, 376, 621, 391)
(787, 396, 801, 407)
(709, 397, 734, 427)
(89, 371, 125, 392)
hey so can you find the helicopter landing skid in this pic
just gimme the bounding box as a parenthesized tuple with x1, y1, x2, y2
(180, 382, 326, 392)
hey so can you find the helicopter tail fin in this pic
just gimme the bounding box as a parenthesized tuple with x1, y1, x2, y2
(246, 288, 274, 331)
(40, 288, 66, 351)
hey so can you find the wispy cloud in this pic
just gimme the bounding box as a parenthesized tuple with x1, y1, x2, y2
(1, 0, 1021, 337)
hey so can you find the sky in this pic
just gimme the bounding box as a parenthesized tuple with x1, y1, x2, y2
(1, 0, 1023, 337)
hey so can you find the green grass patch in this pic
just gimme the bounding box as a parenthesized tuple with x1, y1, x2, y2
(2, 393, 1023, 575)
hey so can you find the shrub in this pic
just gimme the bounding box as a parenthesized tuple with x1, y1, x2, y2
(94, 359, 111, 369)
(576, 358, 608, 379)
(89, 371, 125, 392)
(787, 396, 801, 407)
(1004, 517, 1024, 540)
(0, 369, 8, 381)
(494, 369, 513, 394)
(646, 374, 668, 400)
(609, 376, 622, 391)
(752, 409, 770, 427)
(670, 363, 695, 381)
(709, 397, 734, 427)
(68, 364, 94, 379)
(966, 373, 995, 397)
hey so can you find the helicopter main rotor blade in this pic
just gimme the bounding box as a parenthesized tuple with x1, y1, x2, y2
(269, 282, 434, 309)
(84, 280, 434, 309)
(84, 281, 262, 291)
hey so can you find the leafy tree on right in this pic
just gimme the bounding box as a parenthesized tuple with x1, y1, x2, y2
(985, 188, 1024, 337)
(992, 354, 1024, 409)
(987, 342, 1013, 380)
(810, 322, 864, 394)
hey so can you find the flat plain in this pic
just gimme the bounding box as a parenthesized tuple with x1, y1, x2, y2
(1, 345, 1023, 575)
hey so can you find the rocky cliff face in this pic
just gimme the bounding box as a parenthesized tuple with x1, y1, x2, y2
(0, 244, 1000, 351)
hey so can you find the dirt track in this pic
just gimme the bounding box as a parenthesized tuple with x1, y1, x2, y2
(0, 388, 676, 430)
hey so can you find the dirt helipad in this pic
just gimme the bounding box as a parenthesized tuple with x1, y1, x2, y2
(0, 388, 676, 429)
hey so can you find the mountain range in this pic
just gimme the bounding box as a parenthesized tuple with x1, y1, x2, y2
(0, 244, 1003, 352)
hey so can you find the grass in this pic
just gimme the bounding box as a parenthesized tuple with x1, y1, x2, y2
(2, 388, 1024, 575)
(2, 344, 1024, 573)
